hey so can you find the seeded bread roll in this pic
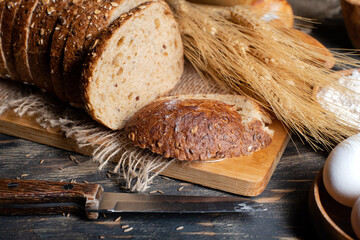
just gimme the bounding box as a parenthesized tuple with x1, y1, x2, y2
(2, 0, 22, 80)
(125, 96, 274, 161)
(63, 0, 148, 106)
(27, 0, 68, 93)
(12, 0, 39, 83)
(50, 0, 95, 102)
(82, 1, 184, 130)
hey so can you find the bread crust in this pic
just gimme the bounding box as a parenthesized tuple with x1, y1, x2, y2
(63, 0, 148, 106)
(49, 0, 92, 101)
(62, 1, 100, 105)
(125, 98, 273, 161)
(81, 2, 152, 118)
(27, 0, 68, 92)
(2, 0, 22, 80)
(12, 0, 39, 84)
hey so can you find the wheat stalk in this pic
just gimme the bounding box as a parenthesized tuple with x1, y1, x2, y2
(166, 0, 360, 149)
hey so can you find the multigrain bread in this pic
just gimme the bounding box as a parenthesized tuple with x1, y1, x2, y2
(63, 0, 149, 106)
(125, 95, 274, 161)
(0, 0, 185, 131)
(2, 0, 22, 80)
(82, 1, 184, 130)
(50, 0, 93, 101)
(62, 1, 100, 105)
(161, 94, 273, 125)
(27, 0, 68, 92)
(12, 0, 39, 84)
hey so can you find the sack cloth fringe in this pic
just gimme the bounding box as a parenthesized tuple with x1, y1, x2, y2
(0, 62, 230, 191)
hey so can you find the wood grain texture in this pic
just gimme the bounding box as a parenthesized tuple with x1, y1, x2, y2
(0, 22, 345, 240)
(308, 170, 356, 240)
(0, 131, 323, 239)
(341, 0, 360, 49)
(0, 108, 289, 196)
(0, 178, 104, 219)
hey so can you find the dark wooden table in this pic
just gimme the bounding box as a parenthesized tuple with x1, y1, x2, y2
(0, 21, 353, 240)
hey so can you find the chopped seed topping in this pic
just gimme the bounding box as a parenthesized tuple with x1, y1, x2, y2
(124, 227, 133, 233)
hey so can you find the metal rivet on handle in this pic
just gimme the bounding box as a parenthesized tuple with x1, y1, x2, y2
(7, 182, 19, 188)
(63, 184, 74, 190)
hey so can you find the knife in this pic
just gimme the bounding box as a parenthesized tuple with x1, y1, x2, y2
(0, 178, 266, 219)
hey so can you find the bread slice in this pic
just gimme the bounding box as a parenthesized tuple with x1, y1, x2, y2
(125, 95, 274, 161)
(0, 1, 9, 78)
(27, 0, 68, 92)
(63, 0, 149, 106)
(62, 2, 101, 105)
(12, 0, 39, 83)
(2, 0, 22, 80)
(81, 1, 184, 130)
(49, 0, 95, 101)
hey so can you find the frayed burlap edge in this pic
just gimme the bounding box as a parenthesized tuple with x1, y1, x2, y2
(0, 62, 230, 192)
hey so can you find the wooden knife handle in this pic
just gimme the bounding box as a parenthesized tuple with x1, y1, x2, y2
(0, 178, 104, 219)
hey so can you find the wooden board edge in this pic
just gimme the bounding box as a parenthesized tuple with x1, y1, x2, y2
(161, 133, 290, 196)
(0, 110, 290, 196)
(0, 112, 94, 156)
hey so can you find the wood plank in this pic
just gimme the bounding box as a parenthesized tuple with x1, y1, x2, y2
(0, 109, 289, 196)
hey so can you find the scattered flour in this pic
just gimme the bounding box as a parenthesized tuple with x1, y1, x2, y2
(317, 70, 360, 127)
(261, 13, 280, 22)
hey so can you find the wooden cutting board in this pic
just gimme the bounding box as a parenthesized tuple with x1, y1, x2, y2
(0, 109, 289, 196)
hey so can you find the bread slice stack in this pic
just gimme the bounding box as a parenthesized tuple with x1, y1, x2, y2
(0, 0, 184, 130)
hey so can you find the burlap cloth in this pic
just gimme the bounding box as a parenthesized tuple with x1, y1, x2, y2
(0, 61, 233, 191)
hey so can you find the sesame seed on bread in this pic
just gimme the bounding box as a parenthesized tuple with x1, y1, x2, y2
(2, 0, 22, 80)
(125, 95, 274, 161)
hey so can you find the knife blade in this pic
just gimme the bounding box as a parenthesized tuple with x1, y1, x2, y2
(0, 178, 266, 219)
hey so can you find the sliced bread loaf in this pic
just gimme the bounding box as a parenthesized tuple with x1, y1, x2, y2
(27, 0, 68, 92)
(125, 95, 274, 161)
(81, 1, 184, 130)
(62, 2, 102, 105)
(2, 0, 22, 80)
(12, 0, 39, 83)
(63, 0, 149, 106)
(49, 0, 95, 101)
